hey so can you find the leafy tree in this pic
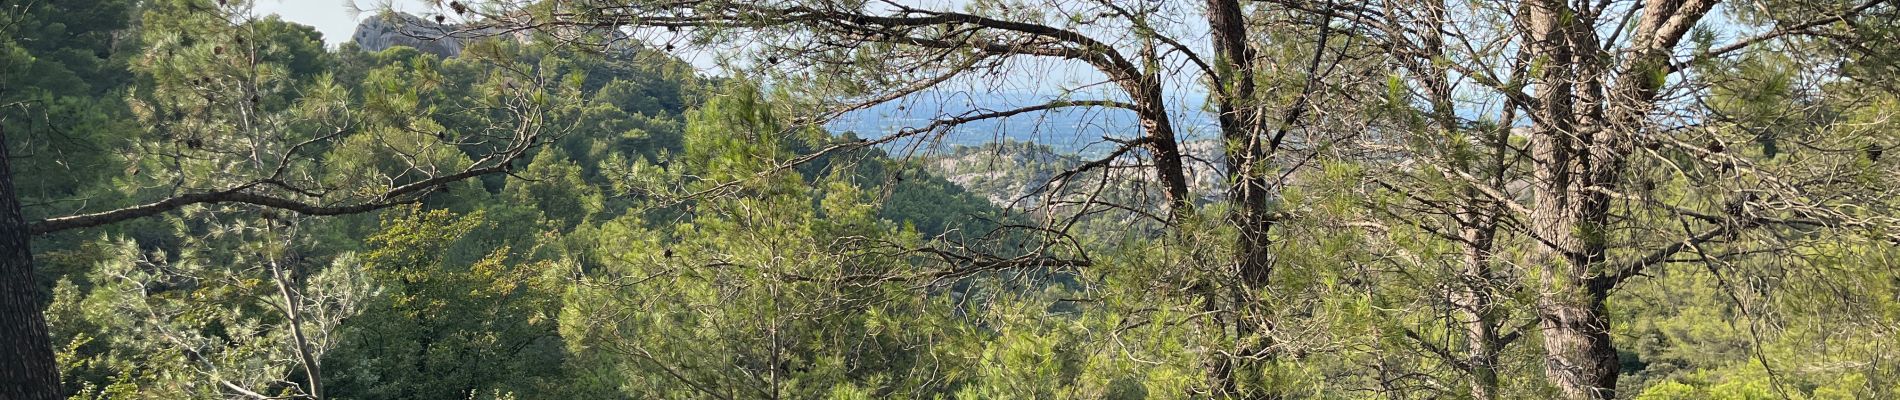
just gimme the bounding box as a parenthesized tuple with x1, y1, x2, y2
(321, 207, 571, 400)
(4, 0, 567, 396)
(19, 1, 1900, 399)
(474, 0, 1900, 398)
(560, 83, 964, 398)
(50, 234, 379, 399)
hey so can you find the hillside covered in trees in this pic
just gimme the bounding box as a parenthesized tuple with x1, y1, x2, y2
(4, 0, 1900, 399)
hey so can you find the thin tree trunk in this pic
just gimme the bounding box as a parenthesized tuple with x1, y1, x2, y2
(1414, 0, 1508, 394)
(1205, 0, 1279, 393)
(271, 260, 323, 400)
(1, 128, 62, 400)
(1455, 211, 1503, 400)
(1127, 74, 1192, 214)
(1462, 305, 1502, 400)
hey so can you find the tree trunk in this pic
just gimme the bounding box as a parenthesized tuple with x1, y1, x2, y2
(1526, 123, 1623, 400)
(1526, 127, 1621, 400)
(272, 260, 323, 399)
(1463, 311, 1502, 400)
(1455, 221, 1503, 400)
(1522, 0, 1622, 396)
(1, 129, 62, 400)
(1126, 73, 1192, 213)
(1202, 0, 1282, 396)
(1538, 287, 1618, 400)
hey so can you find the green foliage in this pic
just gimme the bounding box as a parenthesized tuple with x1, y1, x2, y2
(560, 85, 965, 398)
(49, 235, 382, 399)
(0, 0, 137, 222)
(26, 2, 1900, 400)
(322, 207, 573, 399)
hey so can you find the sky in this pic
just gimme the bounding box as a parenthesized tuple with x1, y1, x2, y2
(250, 0, 434, 46)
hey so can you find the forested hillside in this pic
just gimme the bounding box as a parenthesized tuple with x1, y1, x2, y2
(4, 0, 1900, 399)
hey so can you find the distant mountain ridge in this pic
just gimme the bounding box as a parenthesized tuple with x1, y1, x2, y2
(917, 139, 1228, 209)
(828, 92, 1219, 157)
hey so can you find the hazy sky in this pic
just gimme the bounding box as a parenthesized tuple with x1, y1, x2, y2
(250, 0, 433, 45)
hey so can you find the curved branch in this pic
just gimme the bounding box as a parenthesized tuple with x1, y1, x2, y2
(1669, 0, 1891, 72)
(1591, 218, 1756, 292)
(30, 161, 516, 235)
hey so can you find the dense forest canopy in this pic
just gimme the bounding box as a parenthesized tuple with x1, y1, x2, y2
(2, 0, 1899, 399)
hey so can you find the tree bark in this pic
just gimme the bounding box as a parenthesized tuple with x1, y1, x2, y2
(1204, 0, 1283, 396)
(1455, 217, 1504, 400)
(1521, 0, 1620, 396)
(1519, 0, 1719, 395)
(1127, 72, 1193, 213)
(1, 128, 62, 400)
(272, 260, 324, 400)
(1536, 286, 1618, 400)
